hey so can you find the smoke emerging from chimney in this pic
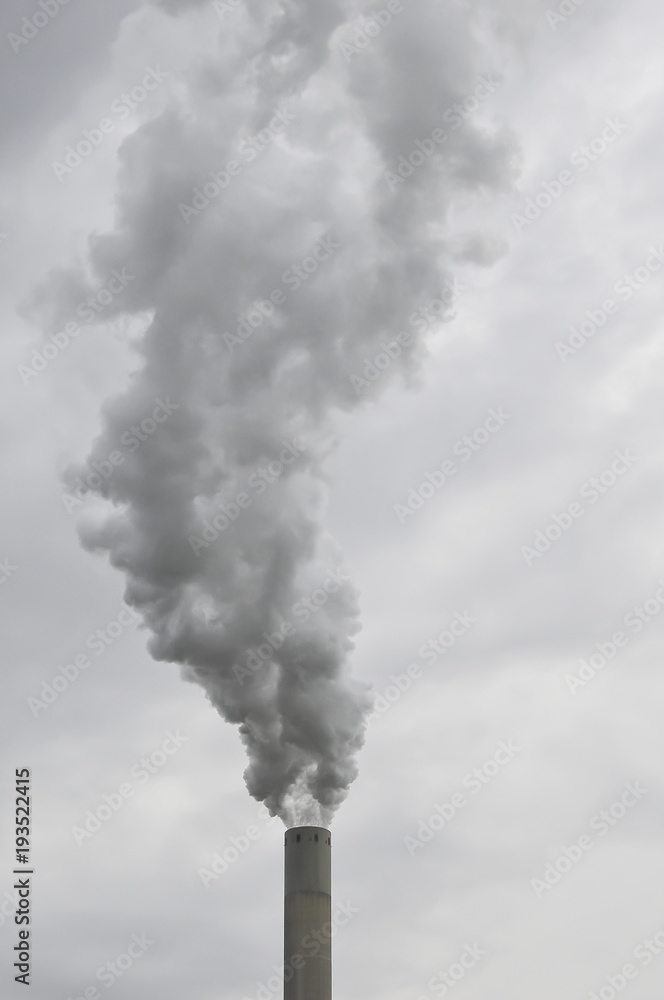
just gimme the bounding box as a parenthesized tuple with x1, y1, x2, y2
(39, 0, 544, 825)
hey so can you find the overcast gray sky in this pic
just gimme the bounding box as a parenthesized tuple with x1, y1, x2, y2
(2, 1, 664, 999)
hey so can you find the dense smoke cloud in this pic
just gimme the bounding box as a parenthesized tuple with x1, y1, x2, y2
(40, 0, 545, 825)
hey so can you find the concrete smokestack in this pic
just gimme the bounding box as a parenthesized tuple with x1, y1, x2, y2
(284, 826, 332, 1000)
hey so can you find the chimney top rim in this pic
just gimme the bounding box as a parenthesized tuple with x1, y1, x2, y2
(285, 825, 331, 835)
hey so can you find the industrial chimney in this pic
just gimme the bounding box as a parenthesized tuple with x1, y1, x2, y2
(284, 826, 332, 1000)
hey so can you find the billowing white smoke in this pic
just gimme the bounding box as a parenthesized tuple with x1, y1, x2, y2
(46, 0, 544, 825)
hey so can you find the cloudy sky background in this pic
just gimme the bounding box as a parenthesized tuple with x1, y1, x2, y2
(2, 0, 664, 998)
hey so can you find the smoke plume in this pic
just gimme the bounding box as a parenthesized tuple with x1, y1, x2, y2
(44, 0, 543, 825)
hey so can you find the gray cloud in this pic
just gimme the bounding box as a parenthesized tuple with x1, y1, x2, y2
(4, 2, 664, 999)
(26, 0, 547, 826)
